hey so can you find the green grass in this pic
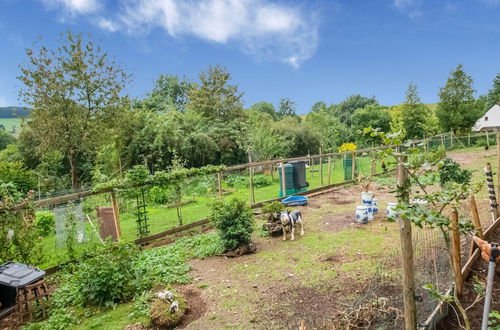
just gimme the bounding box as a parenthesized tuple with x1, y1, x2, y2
(73, 303, 148, 330)
(0, 117, 22, 136)
(35, 156, 382, 268)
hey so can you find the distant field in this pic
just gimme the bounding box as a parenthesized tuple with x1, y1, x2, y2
(0, 118, 23, 136)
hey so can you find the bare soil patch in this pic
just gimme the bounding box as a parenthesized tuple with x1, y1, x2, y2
(178, 287, 206, 329)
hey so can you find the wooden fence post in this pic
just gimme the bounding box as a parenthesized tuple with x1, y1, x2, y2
(351, 152, 356, 180)
(485, 162, 499, 222)
(217, 172, 223, 197)
(486, 130, 490, 148)
(441, 135, 444, 148)
(451, 209, 464, 296)
(249, 154, 255, 204)
(468, 133, 471, 147)
(281, 161, 286, 197)
(397, 154, 417, 330)
(450, 131, 454, 148)
(327, 156, 331, 186)
(469, 195, 483, 238)
(319, 147, 323, 186)
(110, 190, 122, 239)
(371, 157, 376, 175)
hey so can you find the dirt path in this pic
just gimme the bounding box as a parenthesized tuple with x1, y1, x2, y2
(183, 183, 401, 329)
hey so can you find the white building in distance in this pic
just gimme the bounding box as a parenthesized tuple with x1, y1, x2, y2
(473, 104, 500, 132)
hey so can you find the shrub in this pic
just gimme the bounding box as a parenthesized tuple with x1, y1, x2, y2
(439, 158, 472, 187)
(148, 186, 170, 205)
(210, 197, 254, 251)
(224, 174, 247, 187)
(34, 211, 55, 237)
(252, 175, 272, 188)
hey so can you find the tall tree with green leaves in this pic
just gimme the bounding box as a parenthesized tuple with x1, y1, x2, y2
(187, 65, 244, 122)
(138, 74, 190, 112)
(485, 73, 500, 109)
(248, 101, 277, 120)
(400, 82, 437, 139)
(306, 109, 351, 152)
(277, 98, 297, 119)
(351, 104, 391, 146)
(18, 31, 130, 188)
(436, 64, 483, 134)
(334, 94, 378, 127)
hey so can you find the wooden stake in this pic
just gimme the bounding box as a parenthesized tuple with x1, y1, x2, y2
(110, 190, 122, 239)
(468, 133, 471, 147)
(441, 135, 444, 148)
(486, 130, 490, 147)
(217, 172, 223, 196)
(451, 209, 464, 296)
(351, 152, 356, 180)
(397, 154, 417, 330)
(319, 147, 323, 186)
(327, 156, 331, 186)
(450, 131, 454, 148)
(469, 195, 483, 238)
(249, 154, 255, 204)
(281, 161, 286, 197)
(371, 157, 376, 175)
(485, 162, 499, 221)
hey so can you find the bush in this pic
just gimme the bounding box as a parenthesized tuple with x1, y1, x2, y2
(34, 211, 55, 237)
(439, 158, 472, 187)
(210, 198, 254, 251)
(148, 186, 170, 205)
(252, 175, 272, 188)
(224, 174, 247, 187)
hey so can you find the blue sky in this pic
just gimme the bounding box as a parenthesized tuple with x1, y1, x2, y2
(1, 0, 500, 113)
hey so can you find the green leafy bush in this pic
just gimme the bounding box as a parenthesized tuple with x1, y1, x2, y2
(34, 211, 55, 237)
(148, 186, 170, 205)
(210, 197, 254, 251)
(252, 175, 272, 188)
(438, 158, 472, 187)
(224, 174, 247, 187)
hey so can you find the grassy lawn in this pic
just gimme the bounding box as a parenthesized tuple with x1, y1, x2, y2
(36, 156, 380, 268)
(0, 117, 22, 136)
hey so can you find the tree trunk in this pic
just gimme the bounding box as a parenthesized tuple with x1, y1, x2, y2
(68, 148, 79, 189)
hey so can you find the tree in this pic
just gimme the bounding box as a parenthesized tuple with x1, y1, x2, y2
(306, 109, 351, 152)
(400, 82, 437, 139)
(277, 98, 297, 119)
(485, 73, 500, 109)
(351, 104, 391, 146)
(187, 65, 244, 122)
(249, 101, 277, 120)
(310, 101, 327, 113)
(18, 31, 130, 188)
(335, 94, 378, 127)
(138, 74, 190, 112)
(436, 64, 483, 134)
(0, 130, 16, 151)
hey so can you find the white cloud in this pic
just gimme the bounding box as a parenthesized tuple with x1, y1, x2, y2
(41, 0, 101, 16)
(481, 0, 500, 6)
(42, 0, 319, 68)
(393, 0, 416, 8)
(96, 17, 119, 32)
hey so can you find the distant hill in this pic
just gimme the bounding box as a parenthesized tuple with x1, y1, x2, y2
(0, 106, 30, 118)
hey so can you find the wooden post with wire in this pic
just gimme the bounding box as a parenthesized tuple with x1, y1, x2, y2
(280, 161, 286, 198)
(351, 152, 356, 180)
(397, 154, 417, 330)
(319, 147, 323, 186)
(485, 162, 499, 222)
(217, 172, 223, 197)
(469, 195, 483, 238)
(327, 156, 331, 186)
(451, 209, 464, 296)
(110, 189, 122, 239)
(248, 154, 255, 204)
(487, 130, 490, 148)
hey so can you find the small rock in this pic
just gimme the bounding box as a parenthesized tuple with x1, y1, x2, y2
(253, 284, 258, 288)
(226, 284, 231, 288)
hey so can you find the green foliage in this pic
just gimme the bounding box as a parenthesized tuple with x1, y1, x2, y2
(351, 104, 391, 146)
(262, 201, 285, 215)
(249, 101, 277, 120)
(439, 158, 472, 187)
(252, 175, 272, 188)
(138, 74, 191, 112)
(277, 98, 297, 119)
(34, 211, 55, 237)
(334, 94, 378, 127)
(436, 64, 484, 134)
(0, 185, 41, 265)
(148, 186, 170, 204)
(423, 283, 453, 302)
(489, 310, 500, 330)
(18, 31, 130, 188)
(485, 73, 500, 110)
(0, 160, 36, 193)
(399, 82, 438, 139)
(0, 129, 16, 150)
(210, 197, 254, 251)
